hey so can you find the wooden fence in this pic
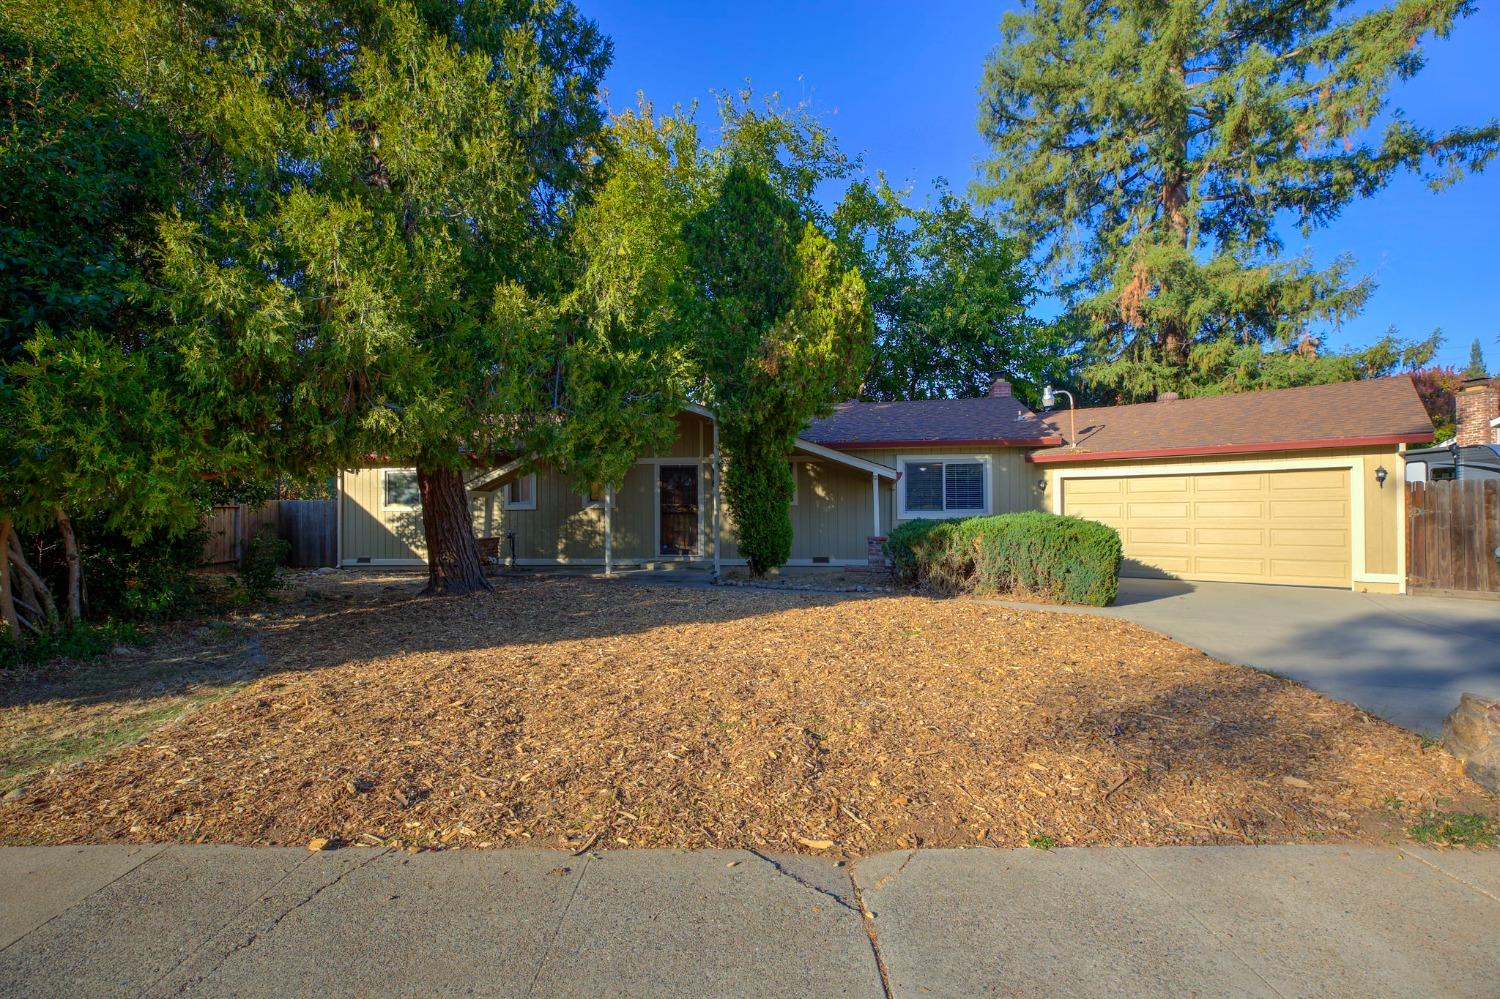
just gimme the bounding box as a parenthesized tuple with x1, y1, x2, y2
(202, 499, 337, 569)
(1406, 480, 1500, 596)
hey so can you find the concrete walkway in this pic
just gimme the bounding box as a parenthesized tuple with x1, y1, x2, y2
(984, 578, 1500, 734)
(2, 844, 1497, 998)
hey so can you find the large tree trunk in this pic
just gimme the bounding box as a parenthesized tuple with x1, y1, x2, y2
(416, 464, 492, 596)
(56, 509, 82, 626)
(0, 517, 20, 645)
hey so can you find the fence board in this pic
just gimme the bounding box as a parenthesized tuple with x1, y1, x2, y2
(1407, 480, 1500, 595)
(200, 499, 337, 569)
(278, 499, 337, 568)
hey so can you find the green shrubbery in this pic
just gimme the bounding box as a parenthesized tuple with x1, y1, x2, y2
(233, 532, 290, 602)
(885, 512, 1123, 606)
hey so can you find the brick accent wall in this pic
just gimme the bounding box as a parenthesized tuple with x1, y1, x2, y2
(1455, 378, 1499, 445)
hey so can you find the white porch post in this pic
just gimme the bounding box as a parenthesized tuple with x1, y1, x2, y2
(712, 418, 722, 579)
(604, 484, 614, 576)
(871, 471, 881, 537)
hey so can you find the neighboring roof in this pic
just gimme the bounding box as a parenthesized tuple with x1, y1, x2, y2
(1029, 376, 1434, 464)
(800, 396, 1063, 450)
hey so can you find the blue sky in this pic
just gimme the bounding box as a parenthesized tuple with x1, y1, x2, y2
(586, 1, 1499, 372)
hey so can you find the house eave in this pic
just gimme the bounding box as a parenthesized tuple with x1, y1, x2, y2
(1026, 433, 1432, 464)
(812, 435, 1064, 450)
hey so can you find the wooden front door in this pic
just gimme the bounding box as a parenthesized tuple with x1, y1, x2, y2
(659, 465, 699, 557)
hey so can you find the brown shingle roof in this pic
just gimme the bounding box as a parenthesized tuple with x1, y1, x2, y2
(1030, 376, 1434, 463)
(802, 396, 1063, 449)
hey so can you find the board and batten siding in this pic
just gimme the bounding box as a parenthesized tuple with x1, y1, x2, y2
(845, 446, 1041, 531)
(340, 468, 487, 563)
(338, 413, 1043, 567)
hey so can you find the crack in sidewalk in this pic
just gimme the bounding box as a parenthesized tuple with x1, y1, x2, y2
(523, 851, 593, 999)
(1405, 849, 1500, 906)
(0, 845, 167, 956)
(845, 866, 894, 999)
(746, 850, 862, 915)
(144, 847, 390, 998)
(1122, 852, 1288, 999)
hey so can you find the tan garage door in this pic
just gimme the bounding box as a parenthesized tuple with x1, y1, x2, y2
(1061, 468, 1351, 587)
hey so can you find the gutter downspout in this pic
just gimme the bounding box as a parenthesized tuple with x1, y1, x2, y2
(604, 483, 614, 577)
(712, 418, 722, 580)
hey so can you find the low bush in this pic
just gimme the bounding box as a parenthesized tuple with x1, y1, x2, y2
(234, 531, 289, 602)
(885, 511, 1123, 606)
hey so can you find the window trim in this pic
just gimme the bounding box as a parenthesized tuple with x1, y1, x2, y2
(504, 472, 537, 511)
(380, 468, 421, 512)
(896, 454, 991, 519)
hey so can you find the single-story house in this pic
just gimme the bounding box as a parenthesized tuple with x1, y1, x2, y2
(338, 375, 1435, 592)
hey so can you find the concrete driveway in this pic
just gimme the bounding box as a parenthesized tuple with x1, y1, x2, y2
(994, 579, 1500, 734)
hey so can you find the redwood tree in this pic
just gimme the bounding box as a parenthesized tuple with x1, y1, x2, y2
(977, 0, 1498, 400)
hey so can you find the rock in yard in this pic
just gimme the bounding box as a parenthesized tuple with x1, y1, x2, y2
(1442, 693, 1500, 793)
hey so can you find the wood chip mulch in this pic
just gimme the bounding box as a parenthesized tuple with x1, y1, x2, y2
(1, 576, 1492, 855)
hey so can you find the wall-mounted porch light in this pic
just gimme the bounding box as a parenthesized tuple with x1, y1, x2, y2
(1375, 465, 1388, 489)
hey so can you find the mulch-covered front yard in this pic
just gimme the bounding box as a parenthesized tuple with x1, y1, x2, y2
(1, 575, 1492, 854)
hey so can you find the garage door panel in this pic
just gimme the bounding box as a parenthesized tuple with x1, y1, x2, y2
(1067, 478, 1126, 496)
(1192, 473, 1263, 492)
(1127, 527, 1191, 545)
(1125, 476, 1190, 494)
(1195, 500, 1267, 519)
(1269, 499, 1346, 519)
(1125, 501, 1190, 519)
(1194, 556, 1272, 577)
(1269, 559, 1349, 584)
(1194, 527, 1266, 546)
(1062, 468, 1351, 587)
(1269, 528, 1348, 548)
(1269, 469, 1348, 491)
(1126, 554, 1192, 575)
(1066, 501, 1126, 521)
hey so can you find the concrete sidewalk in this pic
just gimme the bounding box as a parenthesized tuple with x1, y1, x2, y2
(2, 845, 1496, 998)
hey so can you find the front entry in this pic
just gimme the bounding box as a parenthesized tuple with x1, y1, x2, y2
(659, 465, 700, 557)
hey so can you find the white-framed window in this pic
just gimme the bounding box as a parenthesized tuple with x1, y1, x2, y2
(898, 455, 990, 519)
(503, 473, 536, 511)
(381, 468, 420, 511)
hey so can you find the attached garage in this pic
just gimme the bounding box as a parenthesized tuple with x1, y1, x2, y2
(1059, 467, 1351, 586)
(1032, 378, 1438, 593)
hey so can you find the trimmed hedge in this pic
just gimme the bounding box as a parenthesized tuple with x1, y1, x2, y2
(885, 512, 1123, 607)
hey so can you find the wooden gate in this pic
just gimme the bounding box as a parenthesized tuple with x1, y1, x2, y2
(1406, 480, 1500, 596)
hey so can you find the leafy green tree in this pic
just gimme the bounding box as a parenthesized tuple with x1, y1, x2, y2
(1180, 328, 1436, 396)
(150, 1, 673, 596)
(678, 99, 872, 575)
(1464, 339, 1489, 378)
(977, 0, 1499, 401)
(0, 3, 210, 638)
(834, 179, 1073, 402)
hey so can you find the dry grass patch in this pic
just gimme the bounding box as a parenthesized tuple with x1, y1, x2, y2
(1, 576, 1491, 854)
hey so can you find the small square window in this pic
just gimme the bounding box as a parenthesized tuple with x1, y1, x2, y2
(504, 473, 536, 510)
(382, 469, 420, 510)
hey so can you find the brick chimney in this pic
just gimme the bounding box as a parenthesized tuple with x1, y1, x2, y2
(988, 378, 1013, 397)
(1157, 391, 1180, 403)
(1455, 377, 1498, 445)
